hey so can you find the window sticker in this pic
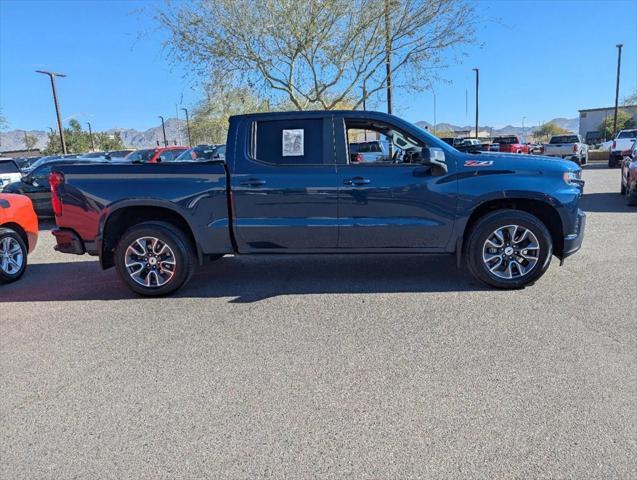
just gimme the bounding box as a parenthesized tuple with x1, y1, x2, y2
(282, 129, 304, 156)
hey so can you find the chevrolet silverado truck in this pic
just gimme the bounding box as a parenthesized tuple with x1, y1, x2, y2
(50, 111, 586, 296)
(542, 134, 588, 165)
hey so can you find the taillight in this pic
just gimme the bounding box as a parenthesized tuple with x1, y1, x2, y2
(540, 146, 544, 154)
(49, 171, 64, 216)
(573, 144, 578, 153)
(612, 140, 616, 149)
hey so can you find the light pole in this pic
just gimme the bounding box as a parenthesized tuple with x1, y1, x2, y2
(181, 108, 192, 146)
(158, 116, 168, 147)
(522, 116, 526, 138)
(86, 122, 95, 152)
(472, 68, 479, 139)
(612, 44, 623, 138)
(36, 70, 67, 154)
(384, 0, 392, 114)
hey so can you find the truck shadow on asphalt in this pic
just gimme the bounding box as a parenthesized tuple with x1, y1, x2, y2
(580, 192, 636, 213)
(0, 254, 487, 303)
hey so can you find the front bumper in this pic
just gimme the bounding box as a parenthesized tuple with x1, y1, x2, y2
(52, 228, 86, 255)
(562, 209, 586, 259)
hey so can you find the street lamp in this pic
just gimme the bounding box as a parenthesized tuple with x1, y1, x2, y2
(522, 116, 526, 137)
(158, 116, 168, 147)
(472, 68, 479, 139)
(36, 70, 67, 154)
(612, 44, 623, 138)
(181, 108, 192, 146)
(86, 122, 95, 152)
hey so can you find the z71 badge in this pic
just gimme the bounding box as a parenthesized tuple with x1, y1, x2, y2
(464, 160, 494, 167)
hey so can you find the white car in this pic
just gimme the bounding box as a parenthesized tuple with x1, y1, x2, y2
(0, 160, 23, 190)
(543, 134, 588, 165)
(609, 129, 637, 168)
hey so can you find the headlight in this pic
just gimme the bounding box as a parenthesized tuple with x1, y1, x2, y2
(563, 171, 584, 186)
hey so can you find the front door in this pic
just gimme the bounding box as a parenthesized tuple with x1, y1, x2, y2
(335, 116, 457, 249)
(231, 115, 339, 252)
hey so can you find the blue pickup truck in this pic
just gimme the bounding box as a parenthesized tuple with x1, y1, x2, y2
(50, 110, 586, 295)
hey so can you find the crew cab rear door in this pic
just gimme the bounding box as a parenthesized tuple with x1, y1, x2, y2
(335, 114, 457, 249)
(230, 114, 338, 252)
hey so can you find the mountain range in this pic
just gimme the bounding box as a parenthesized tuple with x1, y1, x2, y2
(0, 116, 579, 153)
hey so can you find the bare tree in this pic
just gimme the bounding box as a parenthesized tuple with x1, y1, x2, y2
(158, 0, 476, 110)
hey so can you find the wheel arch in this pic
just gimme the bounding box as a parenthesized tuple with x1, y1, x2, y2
(0, 222, 29, 250)
(460, 197, 565, 261)
(99, 201, 200, 269)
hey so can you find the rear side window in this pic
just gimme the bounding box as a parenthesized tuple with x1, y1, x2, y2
(0, 161, 19, 174)
(253, 119, 324, 165)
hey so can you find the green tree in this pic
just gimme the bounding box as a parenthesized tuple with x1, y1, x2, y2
(622, 90, 637, 106)
(189, 85, 272, 145)
(533, 122, 570, 142)
(44, 120, 126, 154)
(0, 109, 8, 131)
(24, 134, 38, 150)
(597, 111, 635, 140)
(157, 0, 477, 110)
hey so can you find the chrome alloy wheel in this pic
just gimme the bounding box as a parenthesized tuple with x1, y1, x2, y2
(0, 236, 24, 275)
(482, 225, 540, 280)
(124, 236, 176, 288)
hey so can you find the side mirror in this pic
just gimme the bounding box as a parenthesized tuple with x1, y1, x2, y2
(421, 147, 447, 173)
(21, 174, 32, 185)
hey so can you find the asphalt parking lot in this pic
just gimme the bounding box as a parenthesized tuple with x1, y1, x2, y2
(1, 164, 636, 479)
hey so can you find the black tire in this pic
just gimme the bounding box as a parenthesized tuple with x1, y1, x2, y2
(627, 190, 637, 207)
(114, 221, 196, 296)
(608, 157, 617, 168)
(465, 209, 553, 289)
(620, 178, 627, 195)
(0, 227, 28, 283)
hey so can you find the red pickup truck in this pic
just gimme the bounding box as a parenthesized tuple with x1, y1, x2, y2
(489, 135, 529, 154)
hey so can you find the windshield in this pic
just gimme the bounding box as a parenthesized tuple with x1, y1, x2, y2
(26, 156, 60, 170)
(126, 149, 156, 163)
(493, 136, 518, 144)
(617, 130, 637, 139)
(550, 135, 579, 144)
(175, 145, 219, 161)
(0, 160, 20, 174)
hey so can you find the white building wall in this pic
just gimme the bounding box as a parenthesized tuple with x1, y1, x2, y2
(579, 106, 637, 139)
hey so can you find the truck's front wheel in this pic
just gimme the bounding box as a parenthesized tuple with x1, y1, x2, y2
(466, 210, 553, 289)
(114, 222, 196, 296)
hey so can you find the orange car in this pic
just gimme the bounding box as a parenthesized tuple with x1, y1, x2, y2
(0, 193, 38, 283)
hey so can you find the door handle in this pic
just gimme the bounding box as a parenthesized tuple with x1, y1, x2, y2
(240, 178, 266, 187)
(344, 177, 370, 186)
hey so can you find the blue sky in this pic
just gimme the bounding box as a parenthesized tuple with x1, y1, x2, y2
(1, 0, 636, 132)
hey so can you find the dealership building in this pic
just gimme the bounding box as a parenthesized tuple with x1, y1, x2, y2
(578, 105, 637, 141)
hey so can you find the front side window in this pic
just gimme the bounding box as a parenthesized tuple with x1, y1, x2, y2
(345, 120, 428, 165)
(252, 118, 324, 165)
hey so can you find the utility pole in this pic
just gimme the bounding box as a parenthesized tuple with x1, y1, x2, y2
(158, 116, 168, 147)
(36, 70, 67, 154)
(612, 44, 623, 138)
(361, 81, 367, 111)
(384, 0, 392, 114)
(86, 122, 95, 151)
(472, 68, 479, 139)
(181, 108, 192, 146)
(433, 91, 437, 136)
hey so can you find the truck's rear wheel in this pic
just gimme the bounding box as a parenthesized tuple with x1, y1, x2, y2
(0, 228, 27, 283)
(114, 222, 196, 296)
(466, 210, 553, 289)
